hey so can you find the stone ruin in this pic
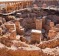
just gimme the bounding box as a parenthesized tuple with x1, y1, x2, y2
(0, 8, 59, 56)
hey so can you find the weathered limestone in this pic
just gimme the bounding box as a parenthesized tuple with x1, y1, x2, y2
(0, 46, 44, 56)
(0, 45, 59, 56)
(43, 47, 59, 56)
(48, 30, 57, 39)
(49, 21, 54, 28)
(20, 36, 27, 42)
(12, 40, 29, 47)
(6, 16, 16, 21)
(15, 19, 24, 35)
(56, 24, 59, 28)
(35, 19, 42, 30)
(51, 26, 59, 32)
(8, 30, 16, 40)
(42, 16, 46, 28)
(5, 23, 16, 40)
(0, 1, 33, 13)
(0, 37, 13, 47)
(0, 28, 2, 35)
(37, 33, 59, 48)
(5, 23, 16, 30)
(14, 19, 20, 28)
(31, 29, 42, 44)
(0, 20, 2, 25)
(17, 28, 24, 35)
(0, 3, 59, 56)
(51, 24, 59, 32)
(0, 17, 6, 25)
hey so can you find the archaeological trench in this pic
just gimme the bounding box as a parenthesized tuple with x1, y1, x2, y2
(0, 7, 59, 56)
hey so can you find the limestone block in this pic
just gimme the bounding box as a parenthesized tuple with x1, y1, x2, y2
(31, 29, 42, 43)
(42, 17, 46, 27)
(15, 20, 20, 28)
(35, 19, 42, 30)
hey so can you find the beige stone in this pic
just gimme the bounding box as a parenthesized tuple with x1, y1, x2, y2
(48, 30, 57, 39)
(49, 22, 54, 27)
(14, 20, 24, 35)
(15, 20, 20, 28)
(8, 30, 16, 40)
(42, 17, 46, 27)
(0, 28, 2, 35)
(37, 33, 59, 48)
(35, 19, 42, 30)
(5, 23, 16, 30)
(56, 24, 59, 28)
(17, 28, 24, 35)
(31, 29, 42, 43)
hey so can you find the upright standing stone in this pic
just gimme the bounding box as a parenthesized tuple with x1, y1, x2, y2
(42, 16, 46, 28)
(35, 19, 42, 30)
(15, 19, 24, 35)
(31, 29, 42, 44)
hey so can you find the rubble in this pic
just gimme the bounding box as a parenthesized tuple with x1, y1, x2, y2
(48, 30, 57, 39)
(37, 33, 59, 48)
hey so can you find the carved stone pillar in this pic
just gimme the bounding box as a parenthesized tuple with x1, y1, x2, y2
(31, 29, 42, 44)
(35, 19, 42, 30)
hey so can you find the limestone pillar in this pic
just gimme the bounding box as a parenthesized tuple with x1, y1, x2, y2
(31, 29, 42, 44)
(35, 19, 42, 30)
(42, 16, 46, 27)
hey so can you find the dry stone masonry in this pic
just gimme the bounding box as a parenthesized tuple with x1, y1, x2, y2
(0, 2, 59, 56)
